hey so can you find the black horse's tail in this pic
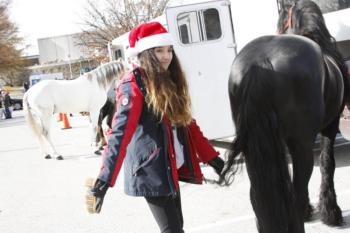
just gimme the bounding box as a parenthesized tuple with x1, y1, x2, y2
(222, 60, 303, 233)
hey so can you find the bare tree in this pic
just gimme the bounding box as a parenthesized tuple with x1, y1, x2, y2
(77, 0, 169, 57)
(0, 0, 28, 85)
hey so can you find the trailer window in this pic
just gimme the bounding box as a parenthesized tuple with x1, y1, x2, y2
(179, 24, 190, 44)
(203, 9, 222, 40)
(114, 49, 122, 60)
(177, 8, 222, 44)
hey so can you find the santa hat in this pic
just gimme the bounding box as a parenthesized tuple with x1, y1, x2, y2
(128, 22, 173, 57)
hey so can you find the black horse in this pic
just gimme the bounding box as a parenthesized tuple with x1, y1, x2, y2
(221, 1, 349, 232)
(95, 81, 117, 154)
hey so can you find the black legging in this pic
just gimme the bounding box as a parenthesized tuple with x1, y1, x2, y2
(145, 192, 185, 233)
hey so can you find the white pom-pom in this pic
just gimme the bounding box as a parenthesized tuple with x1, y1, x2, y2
(126, 47, 138, 58)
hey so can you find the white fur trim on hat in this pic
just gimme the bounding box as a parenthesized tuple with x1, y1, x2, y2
(136, 33, 173, 53)
(126, 47, 139, 58)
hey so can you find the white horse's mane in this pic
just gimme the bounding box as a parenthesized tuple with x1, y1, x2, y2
(86, 60, 125, 89)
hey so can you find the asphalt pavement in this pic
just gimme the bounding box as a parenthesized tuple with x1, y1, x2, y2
(1, 110, 350, 233)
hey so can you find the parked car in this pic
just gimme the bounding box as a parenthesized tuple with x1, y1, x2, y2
(11, 98, 23, 110)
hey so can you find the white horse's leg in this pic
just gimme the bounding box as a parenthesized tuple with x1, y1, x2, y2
(37, 133, 51, 159)
(31, 115, 53, 159)
(31, 115, 51, 158)
(40, 110, 63, 160)
(23, 100, 51, 159)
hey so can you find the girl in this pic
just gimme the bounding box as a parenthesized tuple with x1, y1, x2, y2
(86, 22, 224, 233)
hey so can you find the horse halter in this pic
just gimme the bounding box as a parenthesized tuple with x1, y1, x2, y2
(280, 4, 295, 34)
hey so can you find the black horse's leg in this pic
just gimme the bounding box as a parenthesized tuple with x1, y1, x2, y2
(319, 119, 343, 226)
(287, 139, 314, 221)
(95, 107, 105, 146)
(96, 100, 110, 146)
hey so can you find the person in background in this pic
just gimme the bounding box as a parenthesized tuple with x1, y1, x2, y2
(85, 22, 224, 233)
(4, 91, 12, 119)
(23, 82, 29, 92)
(0, 90, 4, 119)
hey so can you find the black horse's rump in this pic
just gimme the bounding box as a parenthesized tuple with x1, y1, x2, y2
(222, 1, 348, 233)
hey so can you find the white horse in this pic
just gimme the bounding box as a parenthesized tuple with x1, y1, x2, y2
(23, 60, 125, 160)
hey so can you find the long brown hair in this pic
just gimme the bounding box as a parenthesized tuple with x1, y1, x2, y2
(138, 47, 192, 126)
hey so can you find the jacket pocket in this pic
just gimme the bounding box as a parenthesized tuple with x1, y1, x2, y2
(132, 147, 160, 176)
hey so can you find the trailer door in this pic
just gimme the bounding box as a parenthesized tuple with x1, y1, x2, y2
(166, 0, 235, 139)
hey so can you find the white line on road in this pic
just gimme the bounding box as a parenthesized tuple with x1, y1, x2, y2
(313, 141, 350, 152)
(334, 141, 350, 148)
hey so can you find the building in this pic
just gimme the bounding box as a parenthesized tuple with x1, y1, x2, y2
(29, 33, 100, 80)
(38, 33, 91, 65)
(23, 55, 40, 67)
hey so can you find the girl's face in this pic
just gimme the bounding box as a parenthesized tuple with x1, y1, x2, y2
(154, 46, 173, 70)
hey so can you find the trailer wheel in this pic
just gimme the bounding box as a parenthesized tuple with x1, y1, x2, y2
(14, 102, 22, 110)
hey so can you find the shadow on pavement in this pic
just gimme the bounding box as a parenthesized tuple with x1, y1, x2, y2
(0, 115, 26, 128)
(62, 153, 101, 160)
(0, 145, 41, 153)
(341, 216, 350, 228)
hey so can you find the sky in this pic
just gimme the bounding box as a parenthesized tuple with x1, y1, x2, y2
(9, 0, 187, 56)
(9, 0, 89, 56)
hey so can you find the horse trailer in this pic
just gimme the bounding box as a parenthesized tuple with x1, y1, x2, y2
(110, 0, 350, 140)
(29, 73, 64, 87)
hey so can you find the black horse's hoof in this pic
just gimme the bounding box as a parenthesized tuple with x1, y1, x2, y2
(44, 154, 52, 159)
(56, 155, 64, 160)
(94, 150, 102, 155)
(304, 204, 314, 221)
(320, 205, 343, 226)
